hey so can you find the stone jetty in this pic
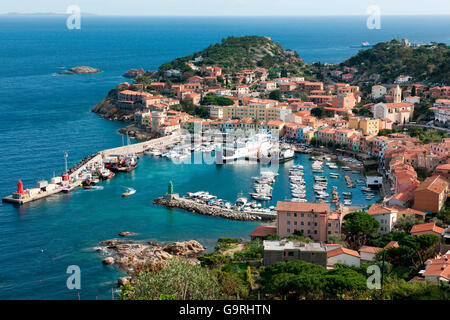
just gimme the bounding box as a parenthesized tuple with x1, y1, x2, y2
(154, 195, 268, 221)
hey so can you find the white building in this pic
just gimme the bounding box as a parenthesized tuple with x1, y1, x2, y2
(259, 81, 277, 92)
(326, 247, 361, 267)
(208, 106, 224, 120)
(359, 246, 382, 262)
(371, 85, 387, 99)
(403, 96, 421, 104)
(368, 204, 398, 235)
(395, 75, 412, 84)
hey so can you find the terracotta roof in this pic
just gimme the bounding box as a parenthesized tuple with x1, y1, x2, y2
(410, 222, 445, 235)
(384, 241, 399, 249)
(327, 247, 360, 259)
(368, 204, 397, 215)
(415, 175, 448, 194)
(422, 263, 450, 279)
(249, 225, 277, 237)
(359, 246, 382, 254)
(276, 201, 330, 213)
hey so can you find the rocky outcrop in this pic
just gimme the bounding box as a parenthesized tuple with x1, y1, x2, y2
(91, 98, 134, 122)
(154, 197, 265, 221)
(97, 239, 206, 274)
(123, 68, 145, 78)
(59, 66, 102, 75)
(118, 232, 137, 237)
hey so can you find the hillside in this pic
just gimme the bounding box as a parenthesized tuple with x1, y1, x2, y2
(159, 36, 316, 79)
(341, 40, 449, 84)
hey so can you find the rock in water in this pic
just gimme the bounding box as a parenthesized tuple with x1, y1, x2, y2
(102, 257, 115, 265)
(118, 232, 137, 237)
(59, 66, 102, 75)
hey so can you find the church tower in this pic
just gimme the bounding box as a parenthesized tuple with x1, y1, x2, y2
(393, 85, 402, 103)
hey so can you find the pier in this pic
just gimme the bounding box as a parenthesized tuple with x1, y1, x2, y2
(154, 194, 276, 221)
(2, 133, 181, 205)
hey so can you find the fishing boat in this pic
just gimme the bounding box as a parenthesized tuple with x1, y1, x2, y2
(99, 168, 115, 180)
(329, 173, 340, 178)
(122, 188, 136, 197)
(342, 192, 353, 198)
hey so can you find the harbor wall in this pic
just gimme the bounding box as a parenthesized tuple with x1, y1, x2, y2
(154, 195, 275, 221)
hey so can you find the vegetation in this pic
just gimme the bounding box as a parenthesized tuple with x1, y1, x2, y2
(159, 36, 317, 80)
(342, 40, 449, 84)
(200, 95, 235, 106)
(171, 97, 209, 118)
(269, 89, 283, 101)
(343, 211, 380, 250)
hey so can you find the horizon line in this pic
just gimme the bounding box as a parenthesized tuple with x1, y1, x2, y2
(2, 13, 450, 17)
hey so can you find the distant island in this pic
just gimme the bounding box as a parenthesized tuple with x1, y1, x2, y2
(59, 66, 102, 75)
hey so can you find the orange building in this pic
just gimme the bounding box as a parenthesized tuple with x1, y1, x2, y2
(413, 176, 448, 213)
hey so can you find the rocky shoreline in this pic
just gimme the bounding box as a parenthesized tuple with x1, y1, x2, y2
(97, 238, 206, 285)
(154, 196, 265, 221)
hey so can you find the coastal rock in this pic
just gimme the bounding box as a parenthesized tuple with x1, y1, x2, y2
(102, 257, 115, 265)
(118, 232, 137, 237)
(123, 68, 145, 78)
(162, 240, 206, 256)
(118, 276, 132, 287)
(59, 66, 102, 75)
(97, 239, 205, 273)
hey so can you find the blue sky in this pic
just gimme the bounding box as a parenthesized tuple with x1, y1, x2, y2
(2, 0, 450, 16)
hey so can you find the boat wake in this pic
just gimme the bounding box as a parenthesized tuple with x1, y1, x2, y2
(85, 186, 104, 191)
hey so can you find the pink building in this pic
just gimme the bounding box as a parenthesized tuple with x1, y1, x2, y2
(276, 202, 332, 242)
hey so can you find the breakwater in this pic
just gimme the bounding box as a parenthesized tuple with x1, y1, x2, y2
(154, 195, 276, 221)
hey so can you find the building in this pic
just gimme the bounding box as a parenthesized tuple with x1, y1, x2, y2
(395, 75, 412, 84)
(372, 85, 387, 99)
(275, 202, 335, 242)
(249, 225, 277, 240)
(208, 106, 224, 120)
(349, 117, 380, 135)
(410, 222, 445, 237)
(413, 176, 449, 213)
(259, 81, 277, 92)
(326, 247, 361, 267)
(373, 102, 414, 124)
(418, 254, 450, 282)
(332, 92, 356, 110)
(368, 204, 398, 235)
(263, 240, 327, 267)
(359, 246, 382, 262)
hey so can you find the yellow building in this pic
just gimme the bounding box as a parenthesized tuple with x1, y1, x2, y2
(223, 101, 288, 122)
(349, 117, 379, 135)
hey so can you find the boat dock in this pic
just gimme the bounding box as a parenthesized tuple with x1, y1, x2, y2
(2, 134, 181, 205)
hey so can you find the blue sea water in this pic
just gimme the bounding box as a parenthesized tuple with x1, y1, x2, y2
(0, 15, 449, 300)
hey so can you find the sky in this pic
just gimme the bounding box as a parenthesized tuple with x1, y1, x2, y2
(2, 0, 450, 16)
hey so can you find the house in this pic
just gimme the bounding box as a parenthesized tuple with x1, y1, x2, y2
(327, 247, 361, 267)
(263, 241, 327, 267)
(359, 246, 382, 262)
(259, 81, 277, 92)
(249, 225, 277, 240)
(410, 222, 445, 237)
(349, 117, 380, 135)
(384, 241, 399, 249)
(367, 204, 398, 235)
(413, 176, 449, 213)
(395, 75, 412, 84)
(416, 253, 450, 282)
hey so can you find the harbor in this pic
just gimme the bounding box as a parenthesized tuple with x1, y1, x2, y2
(2, 134, 181, 205)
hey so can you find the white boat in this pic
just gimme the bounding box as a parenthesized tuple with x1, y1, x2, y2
(236, 197, 248, 206)
(216, 133, 273, 163)
(250, 193, 271, 201)
(344, 200, 352, 205)
(122, 188, 136, 197)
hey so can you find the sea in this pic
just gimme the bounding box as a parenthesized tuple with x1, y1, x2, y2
(0, 15, 449, 300)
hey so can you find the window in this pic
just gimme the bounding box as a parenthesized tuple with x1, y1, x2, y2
(287, 213, 291, 217)
(287, 221, 290, 225)
(287, 228, 290, 233)
(294, 213, 297, 217)
(294, 221, 297, 226)
(301, 213, 304, 217)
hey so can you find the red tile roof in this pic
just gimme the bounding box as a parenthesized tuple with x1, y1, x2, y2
(249, 225, 277, 237)
(410, 222, 445, 235)
(384, 241, 399, 249)
(359, 246, 382, 254)
(327, 247, 360, 258)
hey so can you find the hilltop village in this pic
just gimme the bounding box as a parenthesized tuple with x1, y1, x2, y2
(91, 37, 450, 296)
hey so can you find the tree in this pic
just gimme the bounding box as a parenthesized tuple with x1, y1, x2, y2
(343, 211, 380, 250)
(198, 252, 229, 268)
(393, 215, 422, 233)
(311, 107, 324, 118)
(269, 90, 282, 101)
(124, 258, 220, 300)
